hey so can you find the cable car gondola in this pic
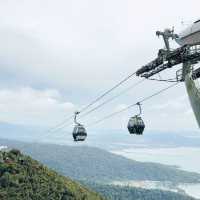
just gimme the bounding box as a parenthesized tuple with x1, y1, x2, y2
(72, 111, 87, 142)
(127, 102, 145, 135)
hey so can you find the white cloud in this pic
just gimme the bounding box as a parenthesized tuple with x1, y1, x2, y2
(0, 0, 199, 90)
(143, 94, 198, 131)
(0, 87, 75, 127)
(148, 95, 188, 111)
(0, 0, 200, 131)
(114, 104, 128, 112)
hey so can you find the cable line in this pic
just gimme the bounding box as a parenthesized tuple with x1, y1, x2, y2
(43, 78, 144, 136)
(48, 78, 145, 133)
(45, 115, 74, 133)
(45, 70, 137, 132)
(78, 71, 137, 113)
(38, 82, 178, 142)
(48, 79, 144, 134)
(48, 121, 73, 133)
(87, 82, 178, 127)
(80, 79, 145, 118)
(139, 82, 178, 103)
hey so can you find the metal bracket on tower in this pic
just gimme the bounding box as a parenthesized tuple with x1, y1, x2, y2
(156, 28, 179, 51)
(176, 69, 184, 82)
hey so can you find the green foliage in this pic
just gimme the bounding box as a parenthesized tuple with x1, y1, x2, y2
(14, 142, 200, 184)
(0, 140, 200, 199)
(83, 182, 197, 200)
(0, 150, 104, 200)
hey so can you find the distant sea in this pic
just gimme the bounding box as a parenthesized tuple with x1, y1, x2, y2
(112, 147, 200, 173)
(111, 147, 200, 198)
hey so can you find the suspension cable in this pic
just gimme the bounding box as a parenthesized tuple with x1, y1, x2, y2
(46, 115, 74, 133)
(80, 79, 145, 118)
(47, 79, 145, 134)
(87, 82, 179, 127)
(39, 82, 178, 142)
(45, 70, 137, 132)
(78, 71, 137, 113)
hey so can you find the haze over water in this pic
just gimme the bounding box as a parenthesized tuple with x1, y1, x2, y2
(112, 147, 200, 198)
(112, 147, 200, 173)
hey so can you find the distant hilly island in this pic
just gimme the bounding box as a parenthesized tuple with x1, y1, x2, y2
(0, 122, 200, 150)
(0, 147, 197, 200)
(0, 138, 200, 200)
(83, 182, 197, 200)
(1, 138, 200, 184)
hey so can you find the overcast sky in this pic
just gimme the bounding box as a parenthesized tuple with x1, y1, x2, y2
(0, 0, 200, 134)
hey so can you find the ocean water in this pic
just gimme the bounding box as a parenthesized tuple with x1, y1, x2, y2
(179, 183, 200, 199)
(112, 147, 200, 173)
(111, 147, 200, 198)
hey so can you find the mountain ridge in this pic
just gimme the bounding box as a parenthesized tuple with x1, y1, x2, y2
(1, 138, 200, 184)
(0, 149, 104, 200)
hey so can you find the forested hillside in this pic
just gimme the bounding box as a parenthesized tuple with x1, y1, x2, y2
(0, 149, 104, 200)
(0, 139, 199, 200)
(2, 139, 199, 184)
(83, 182, 197, 200)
